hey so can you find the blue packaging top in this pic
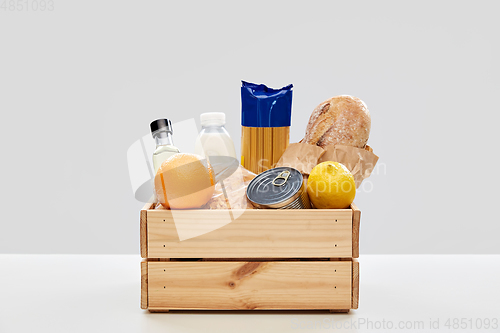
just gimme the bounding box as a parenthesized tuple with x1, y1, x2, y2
(241, 81, 293, 127)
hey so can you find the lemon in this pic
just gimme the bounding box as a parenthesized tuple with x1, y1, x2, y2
(307, 161, 356, 209)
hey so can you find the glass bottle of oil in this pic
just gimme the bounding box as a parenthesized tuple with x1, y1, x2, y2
(150, 119, 180, 173)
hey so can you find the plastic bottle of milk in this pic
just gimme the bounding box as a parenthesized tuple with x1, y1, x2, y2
(194, 112, 237, 159)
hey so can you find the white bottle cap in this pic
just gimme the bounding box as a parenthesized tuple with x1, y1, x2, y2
(200, 112, 225, 126)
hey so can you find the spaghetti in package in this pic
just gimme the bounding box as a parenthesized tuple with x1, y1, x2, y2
(240, 81, 293, 174)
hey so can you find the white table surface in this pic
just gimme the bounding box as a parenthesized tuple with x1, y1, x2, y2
(1, 255, 499, 333)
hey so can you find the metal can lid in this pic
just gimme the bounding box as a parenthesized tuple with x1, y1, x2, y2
(246, 167, 304, 209)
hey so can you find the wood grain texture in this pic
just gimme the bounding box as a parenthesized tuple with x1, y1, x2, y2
(147, 209, 353, 258)
(149, 309, 169, 313)
(351, 203, 361, 258)
(148, 261, 352, 310)
(352, 259, 359, 309)
(140, 202, 153, 258)
(329, 258, 352, 261)
(141, 260, 148, 309)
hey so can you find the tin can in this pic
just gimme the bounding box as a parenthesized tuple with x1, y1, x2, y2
(246, 167, 311, 209)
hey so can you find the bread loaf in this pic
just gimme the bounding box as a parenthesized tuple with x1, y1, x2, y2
(302, 95, 371, 148)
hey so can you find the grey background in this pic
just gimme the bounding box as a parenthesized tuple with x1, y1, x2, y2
(1, 0, 498, 254)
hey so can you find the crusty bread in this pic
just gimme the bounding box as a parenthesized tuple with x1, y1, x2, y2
(302, 95, 371, 148)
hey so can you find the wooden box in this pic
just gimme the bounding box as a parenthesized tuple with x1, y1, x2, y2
(140, 203, 361, 312)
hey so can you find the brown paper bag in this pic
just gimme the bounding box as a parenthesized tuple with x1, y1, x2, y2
(276, 143, 378, 188)
(274, 143, 325, 174)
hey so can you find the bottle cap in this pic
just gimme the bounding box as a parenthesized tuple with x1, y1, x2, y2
(150, 119, 173, 136)
(200, 112, 225, 126)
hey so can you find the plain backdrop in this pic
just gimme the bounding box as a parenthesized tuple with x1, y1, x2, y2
(1, 0, 499, 254)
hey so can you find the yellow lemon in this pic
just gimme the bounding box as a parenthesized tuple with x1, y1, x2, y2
(307, 161, 356, 209)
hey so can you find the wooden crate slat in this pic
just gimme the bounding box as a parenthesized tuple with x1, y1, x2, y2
(351, 203, 361, 258)
(147, 261, 352, 310)
(147, 209, 353, 258)
(352, 259, 359, 309)
(140, 260, 148, 309)
(140, 202, 154, 258)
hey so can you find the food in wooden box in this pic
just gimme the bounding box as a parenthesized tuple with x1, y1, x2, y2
(307, 161, 356, 209)
(202, 166, 256, 209)
(302, 95, 371, 148)
(154, 153, 215, 209)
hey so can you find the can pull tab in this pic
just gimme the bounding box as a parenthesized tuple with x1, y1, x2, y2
(272, 170, 291, 186)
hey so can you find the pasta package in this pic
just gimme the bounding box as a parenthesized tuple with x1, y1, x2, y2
(240, 81, 293, 174)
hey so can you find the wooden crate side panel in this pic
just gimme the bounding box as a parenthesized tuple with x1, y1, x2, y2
(140, 210, 147, 258)
(147, 209, 353, 258)
(141, 260, 148, 309)
(352, 259, 359, 309)
(351, 203, 361, 258)
(140, 202, 154, 258)
(148, 261, 352, 310)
